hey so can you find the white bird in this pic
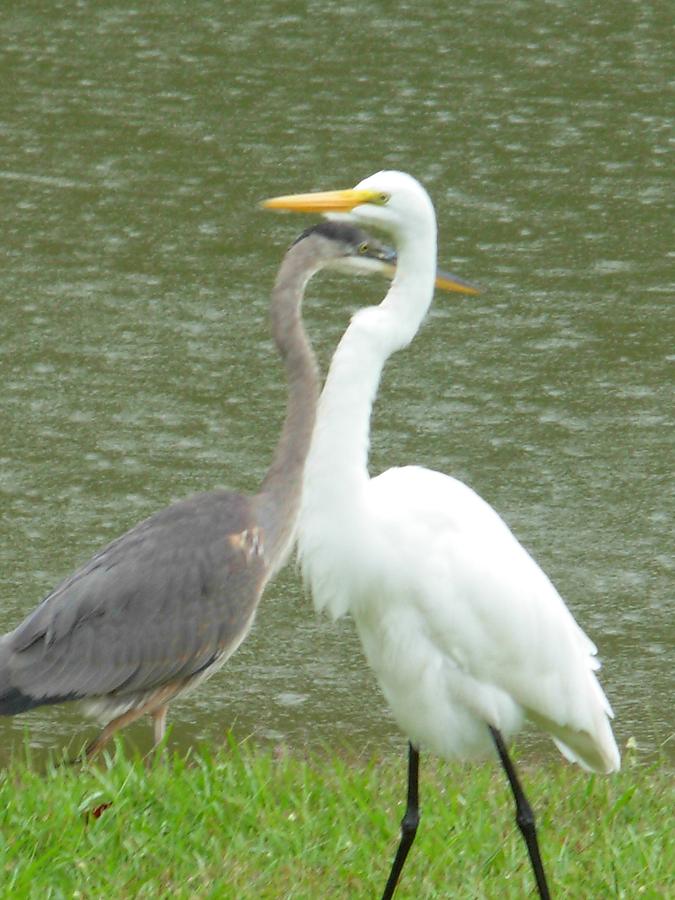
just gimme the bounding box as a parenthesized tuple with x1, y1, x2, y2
(264, 171, 619, 900)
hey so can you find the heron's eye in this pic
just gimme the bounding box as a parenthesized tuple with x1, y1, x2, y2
(377, 192, 390, 204)
(358, 242, 369, 254)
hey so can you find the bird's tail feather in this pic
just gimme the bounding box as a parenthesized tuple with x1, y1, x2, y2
(529, 708, 620, 774)
(0, 637, 41, 715)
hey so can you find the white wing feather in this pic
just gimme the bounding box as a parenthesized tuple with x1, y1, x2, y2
(303, 464, 619, 773)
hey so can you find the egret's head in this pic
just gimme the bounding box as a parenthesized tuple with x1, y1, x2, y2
(263, 170, 435, 245)
(346, 171, 436, 240)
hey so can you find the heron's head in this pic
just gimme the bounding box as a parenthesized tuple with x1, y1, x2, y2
(291, 221, 397, 280)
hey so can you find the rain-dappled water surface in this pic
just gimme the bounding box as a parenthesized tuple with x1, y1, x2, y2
(0, 2, 672, 764)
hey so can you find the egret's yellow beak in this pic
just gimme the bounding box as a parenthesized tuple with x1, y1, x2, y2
(262, 188, 383, 213)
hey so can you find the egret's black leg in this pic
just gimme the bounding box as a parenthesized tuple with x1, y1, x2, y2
(381, 742, 420, 900)
(489, 726, 551, 900)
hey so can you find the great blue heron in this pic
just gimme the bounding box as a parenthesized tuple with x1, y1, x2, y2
(0, 220, 426, 759)
(264, 171, 619, 900)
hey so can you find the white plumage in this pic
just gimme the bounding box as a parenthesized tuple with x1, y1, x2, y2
(267, 169, 619, 899)
(305, 463, 618, 773)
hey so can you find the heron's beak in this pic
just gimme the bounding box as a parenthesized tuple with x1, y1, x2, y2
(367, 246, 479, 296)
(262, 188, 383, 212)
(374, 261, 480, 296)
(434, 269, 480, 295)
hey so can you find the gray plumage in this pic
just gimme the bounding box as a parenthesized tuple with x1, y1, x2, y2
(0, 221, 397, 757)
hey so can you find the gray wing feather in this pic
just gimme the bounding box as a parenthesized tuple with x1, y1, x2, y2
(3, 490, 265, 706)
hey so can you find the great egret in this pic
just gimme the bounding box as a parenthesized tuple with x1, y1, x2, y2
(0, 221, 440, 759)
(264, 172, 620, 900)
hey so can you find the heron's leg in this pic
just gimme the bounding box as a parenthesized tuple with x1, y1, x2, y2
(83, 683, 181, 760)
(489, 726, 551, 900)
(152, 704, 169, 746)
(381, 742, 420, 900)
(84, 705, 149, 760)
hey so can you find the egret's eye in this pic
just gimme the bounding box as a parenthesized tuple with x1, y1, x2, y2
(358, 242, 369, 254)
(376, 192, 390, 204)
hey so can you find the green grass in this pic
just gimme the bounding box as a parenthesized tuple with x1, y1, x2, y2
(0, 737, 671, 898)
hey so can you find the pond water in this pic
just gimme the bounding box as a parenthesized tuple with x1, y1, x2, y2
(0, 1, 672, 765)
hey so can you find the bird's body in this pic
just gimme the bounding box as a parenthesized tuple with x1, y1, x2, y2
(0, 221, 398, 757)
(265, 171, 619, 899)
(307, 463, 617, 773)
(0, 491, 264, 731)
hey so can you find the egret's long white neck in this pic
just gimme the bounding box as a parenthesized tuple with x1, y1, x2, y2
(304, 219, 437, 504)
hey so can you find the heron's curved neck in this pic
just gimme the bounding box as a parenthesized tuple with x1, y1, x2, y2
(305, 224, 437, 502)
(256, 244, 320, 570)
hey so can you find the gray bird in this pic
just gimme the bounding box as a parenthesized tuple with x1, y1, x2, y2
(0, 221, 403, 759)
